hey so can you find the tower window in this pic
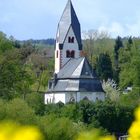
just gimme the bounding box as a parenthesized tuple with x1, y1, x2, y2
(68, 37, 74, 43)
(66, 50, 71, 58)
(66, 50, 75, 58)
(56, 50, 58, 58)
(71, 50, 75, 58)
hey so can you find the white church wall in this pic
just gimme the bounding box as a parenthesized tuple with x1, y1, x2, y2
(80, 92, 95, 101)
(45, 93, 66, 104)
(79, 92, 105, 102)
(95, 92, 105, 101)
(55, 43, 61, 73)
(44, 94, 54, 104)
(54, 93, 66, 104)
(45, 92, 105, 104)
(65, 92, 77, 103)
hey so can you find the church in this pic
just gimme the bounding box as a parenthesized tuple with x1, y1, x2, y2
(45, 0, 105, 104)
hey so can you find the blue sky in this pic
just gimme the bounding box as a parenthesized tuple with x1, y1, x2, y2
(0, 0, 140, 40)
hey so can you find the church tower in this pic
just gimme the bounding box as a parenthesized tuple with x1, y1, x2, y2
(55, 0, 82, 73)
(45, 0, 105, 104)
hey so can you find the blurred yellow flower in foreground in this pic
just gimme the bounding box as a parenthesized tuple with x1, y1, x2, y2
(134, 107, 140, 121)
(0, 121, 44, 140)
(128, 107, 140, 140)
(76, 129, 115, 140)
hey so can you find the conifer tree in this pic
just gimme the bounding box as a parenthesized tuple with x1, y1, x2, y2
(113, 36, 123, 83)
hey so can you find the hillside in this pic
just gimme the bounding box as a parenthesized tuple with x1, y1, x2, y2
(1, 31, 140, 139)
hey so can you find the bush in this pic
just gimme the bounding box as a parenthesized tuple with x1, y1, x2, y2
(5, 98, 36, 125)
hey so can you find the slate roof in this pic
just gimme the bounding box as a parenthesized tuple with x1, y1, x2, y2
(57, 57, 97, 79)
(57, 0, 82, 49)
(47, 57, 104, 93)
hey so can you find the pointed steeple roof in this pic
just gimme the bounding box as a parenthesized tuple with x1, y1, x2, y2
(57, 0, 82, 48)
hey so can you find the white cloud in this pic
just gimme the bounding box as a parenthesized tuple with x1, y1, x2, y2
(98, 17, 140, 38)
(1, 0, 140, 39)
(98, 22, 125, 37)
(126, 18, 140, 37)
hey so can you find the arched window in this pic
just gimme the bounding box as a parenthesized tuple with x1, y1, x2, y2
(66, 50, 71, 58)
(69, 97, 75, 103)
(83, 96, 89, 101)
(68, 37, 74, 43)
(96, 97, 99, 101)
(71, 50, 75, 58)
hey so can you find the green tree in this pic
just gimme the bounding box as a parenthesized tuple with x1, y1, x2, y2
(38, 115, 85, 140)
(5, 98, 36, 125)
(0, 49, 33, 100)
(96, 53, 113, 81)
(113, 36, 124, 83)
(91, 101, 134, 134)
(119, 37, 140, 91)
(78, 100, 94, 124)
(25, 93, 45, 115)
(60, 104, 81, 121)
(0, 99, 6, 120)
(83, 30, 111, 68)
(0, 32, 13, 53)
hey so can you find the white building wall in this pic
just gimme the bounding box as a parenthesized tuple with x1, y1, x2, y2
(45, 92, 105, 104)
(55, 42, 61, 73)
(45, 93, 66, 104)
(80, 92, 95, 101)
(79, 92, 105, 102)
(65, 92, 77, 103)
(96, 92, 105, 101)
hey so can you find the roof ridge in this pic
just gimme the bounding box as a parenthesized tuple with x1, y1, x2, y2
(61, 58, 72, 69)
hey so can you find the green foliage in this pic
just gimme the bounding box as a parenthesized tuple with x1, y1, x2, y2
(60, 104, 81, 121)
(0, 49, 33, 100)
(119, 39, 140, 90)
(114, 36, 123, 62)
(5, 98, 36, 125)
(103, 82, 120, 102)
(92, 101, 134, 133)
(113, 36, 124, 83)
(0, 99, 6, 120)
(119, 92, 140, 107)
(44, 103, 62, 116)
(77, 100, 94, 124)
(83, 30, 114, 69)
(38, 115, 85, 140)
(0, 32, 13, 53)
(25, 93, 45, 115)
(1, 31, 140, 139)
(96, 53, 113, 81)
(0, 32, 54, 99)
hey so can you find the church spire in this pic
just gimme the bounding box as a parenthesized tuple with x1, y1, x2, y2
(55, 0, 83, 73)
(57, 0, 82, 49)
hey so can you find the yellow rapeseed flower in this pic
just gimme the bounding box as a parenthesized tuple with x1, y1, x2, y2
(0, 121, 17, 140)
(99, 136, 116, 140)
(12, 126, 43, 140)
(128, 107, 140, 140)
(0, 121, 44, 140)
(135, 107, 140, 121)
(76, 130, 115, 140)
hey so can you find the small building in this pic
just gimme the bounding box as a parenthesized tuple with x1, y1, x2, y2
(45, 0, 105, 104)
